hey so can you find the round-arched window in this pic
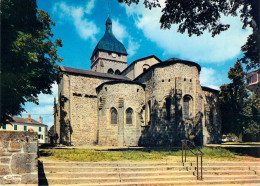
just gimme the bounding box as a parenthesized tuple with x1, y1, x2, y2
(126, 108, 133, 124)
(183, 95, 193, 119)
(143, 64, 150, 72)
(115, 69, 120, 75)
(108, 68, 114, 74)
(111, 107, 118, 124)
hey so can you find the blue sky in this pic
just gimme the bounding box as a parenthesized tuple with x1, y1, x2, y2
(21, 0, 252, 129)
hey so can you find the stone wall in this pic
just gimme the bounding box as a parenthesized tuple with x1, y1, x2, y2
(56, 73, 129, 146)
(136, 62, 214, 146)
(203, 89, 222, 144)
(0, 131, 38, 184)
(97, 82, 145, 146)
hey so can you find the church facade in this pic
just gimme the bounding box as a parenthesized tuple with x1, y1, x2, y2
(54, 17, 221, 147)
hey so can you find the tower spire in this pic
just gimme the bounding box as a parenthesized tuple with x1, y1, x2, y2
(107, 0, 110, 18)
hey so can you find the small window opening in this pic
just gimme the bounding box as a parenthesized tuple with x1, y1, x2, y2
(184, 78, 186, 81)
(108, 68, 114, 74)
(111, 108, 118, 124)
(126, 108, 133, 124)
(165, 97, 171, 120)
(183, 95, 192, 119)
(162, 80, 164, 82)
(115, 69, 120, 75)
(190, 79, 192, 82)
(168, 79, 171, 82)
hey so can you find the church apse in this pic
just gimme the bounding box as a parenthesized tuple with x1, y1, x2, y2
(137, 60, 207, 146)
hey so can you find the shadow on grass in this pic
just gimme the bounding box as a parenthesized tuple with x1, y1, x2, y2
(225, 147, 260, 158)
(106, 147, 182, 152)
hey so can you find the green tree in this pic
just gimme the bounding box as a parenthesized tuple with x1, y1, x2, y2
(119, 0, 259, 70)
(244, 92, 260, 141)
(219, 60, 249, 137)
(48, 125, 54, 137)
(1, 0, 63, 124)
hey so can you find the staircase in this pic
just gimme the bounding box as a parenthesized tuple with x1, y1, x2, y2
(39, 161, 260, 185)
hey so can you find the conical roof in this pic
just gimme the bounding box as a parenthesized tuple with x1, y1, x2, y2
(91, 17, 128, 59)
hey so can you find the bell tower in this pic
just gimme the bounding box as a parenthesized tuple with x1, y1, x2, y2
(90, 17, 128, 75)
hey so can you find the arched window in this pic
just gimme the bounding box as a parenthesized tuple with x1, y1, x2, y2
(165, 97, 171, 120)
(143, 64, 150, 72)
(108, 68, 114, 74)
(183, 95, 193, 119)
(126, 108, 133, 124)
(147, 100, 151, 125)
(115, 69, 120, 75)
(111, 108, 118, 124)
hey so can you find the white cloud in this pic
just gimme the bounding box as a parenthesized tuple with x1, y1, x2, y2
(85, 0, 96, 14)
(38, 83, 58, 104)
(112, 19, 128, 42)
(122, 2, 252, 63)
(200, 67, 221, 90)
(112, 19, 140, 57)
(53, 1, 99, 42)
(127, 37, 140, 57)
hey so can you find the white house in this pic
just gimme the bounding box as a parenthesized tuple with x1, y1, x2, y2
(0, 115, 48, 144)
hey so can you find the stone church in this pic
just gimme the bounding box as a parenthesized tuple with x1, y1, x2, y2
(54, 17, 221, 147)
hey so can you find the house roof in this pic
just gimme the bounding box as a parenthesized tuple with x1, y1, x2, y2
(10, 117, 47, 126)
(91, 17, 127, 59)
(60, 66, 130, 81)
(120, 55, 162, 74)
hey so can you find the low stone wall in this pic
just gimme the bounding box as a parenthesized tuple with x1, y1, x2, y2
(0, 131, 38, 184)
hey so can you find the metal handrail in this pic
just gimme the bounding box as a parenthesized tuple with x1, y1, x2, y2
(181, 139, 203, 180)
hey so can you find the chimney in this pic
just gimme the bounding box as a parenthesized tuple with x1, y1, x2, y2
(28, 114, 32, 122)
(39, 116, 43, 124)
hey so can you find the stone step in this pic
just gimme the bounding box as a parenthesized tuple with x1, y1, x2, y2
(41, 166, 192, 173)
(40, 169, 258, 180)
(40, 165, 260, 174)
(40, 170, 194, 178)
(39, 161, 260, 185)
(39, 176, 260, 185)
(47, 179, 260, 186)
(199, 170, 257, 176)
(42, 161, 260, 167)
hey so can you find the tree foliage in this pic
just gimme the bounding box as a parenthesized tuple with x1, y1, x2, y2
(119, 0, 259, 70)
(219, 60, 260, 140)
(1, 0, 63, 124)
(219, 60, 249, 136)
(48, 125, 54, 137)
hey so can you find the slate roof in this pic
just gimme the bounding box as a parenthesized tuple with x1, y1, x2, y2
(10, 117, 47, 126)
(91, 17, 127, 59)
(60, 66, 130, 81)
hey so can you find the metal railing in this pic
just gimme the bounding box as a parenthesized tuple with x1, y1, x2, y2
(181, 139, 203, 180)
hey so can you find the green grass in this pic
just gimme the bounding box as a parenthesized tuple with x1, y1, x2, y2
(39, 147, 236, 162)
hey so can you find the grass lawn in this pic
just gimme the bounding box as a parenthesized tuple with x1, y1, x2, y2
(39, 147, 237, 162)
